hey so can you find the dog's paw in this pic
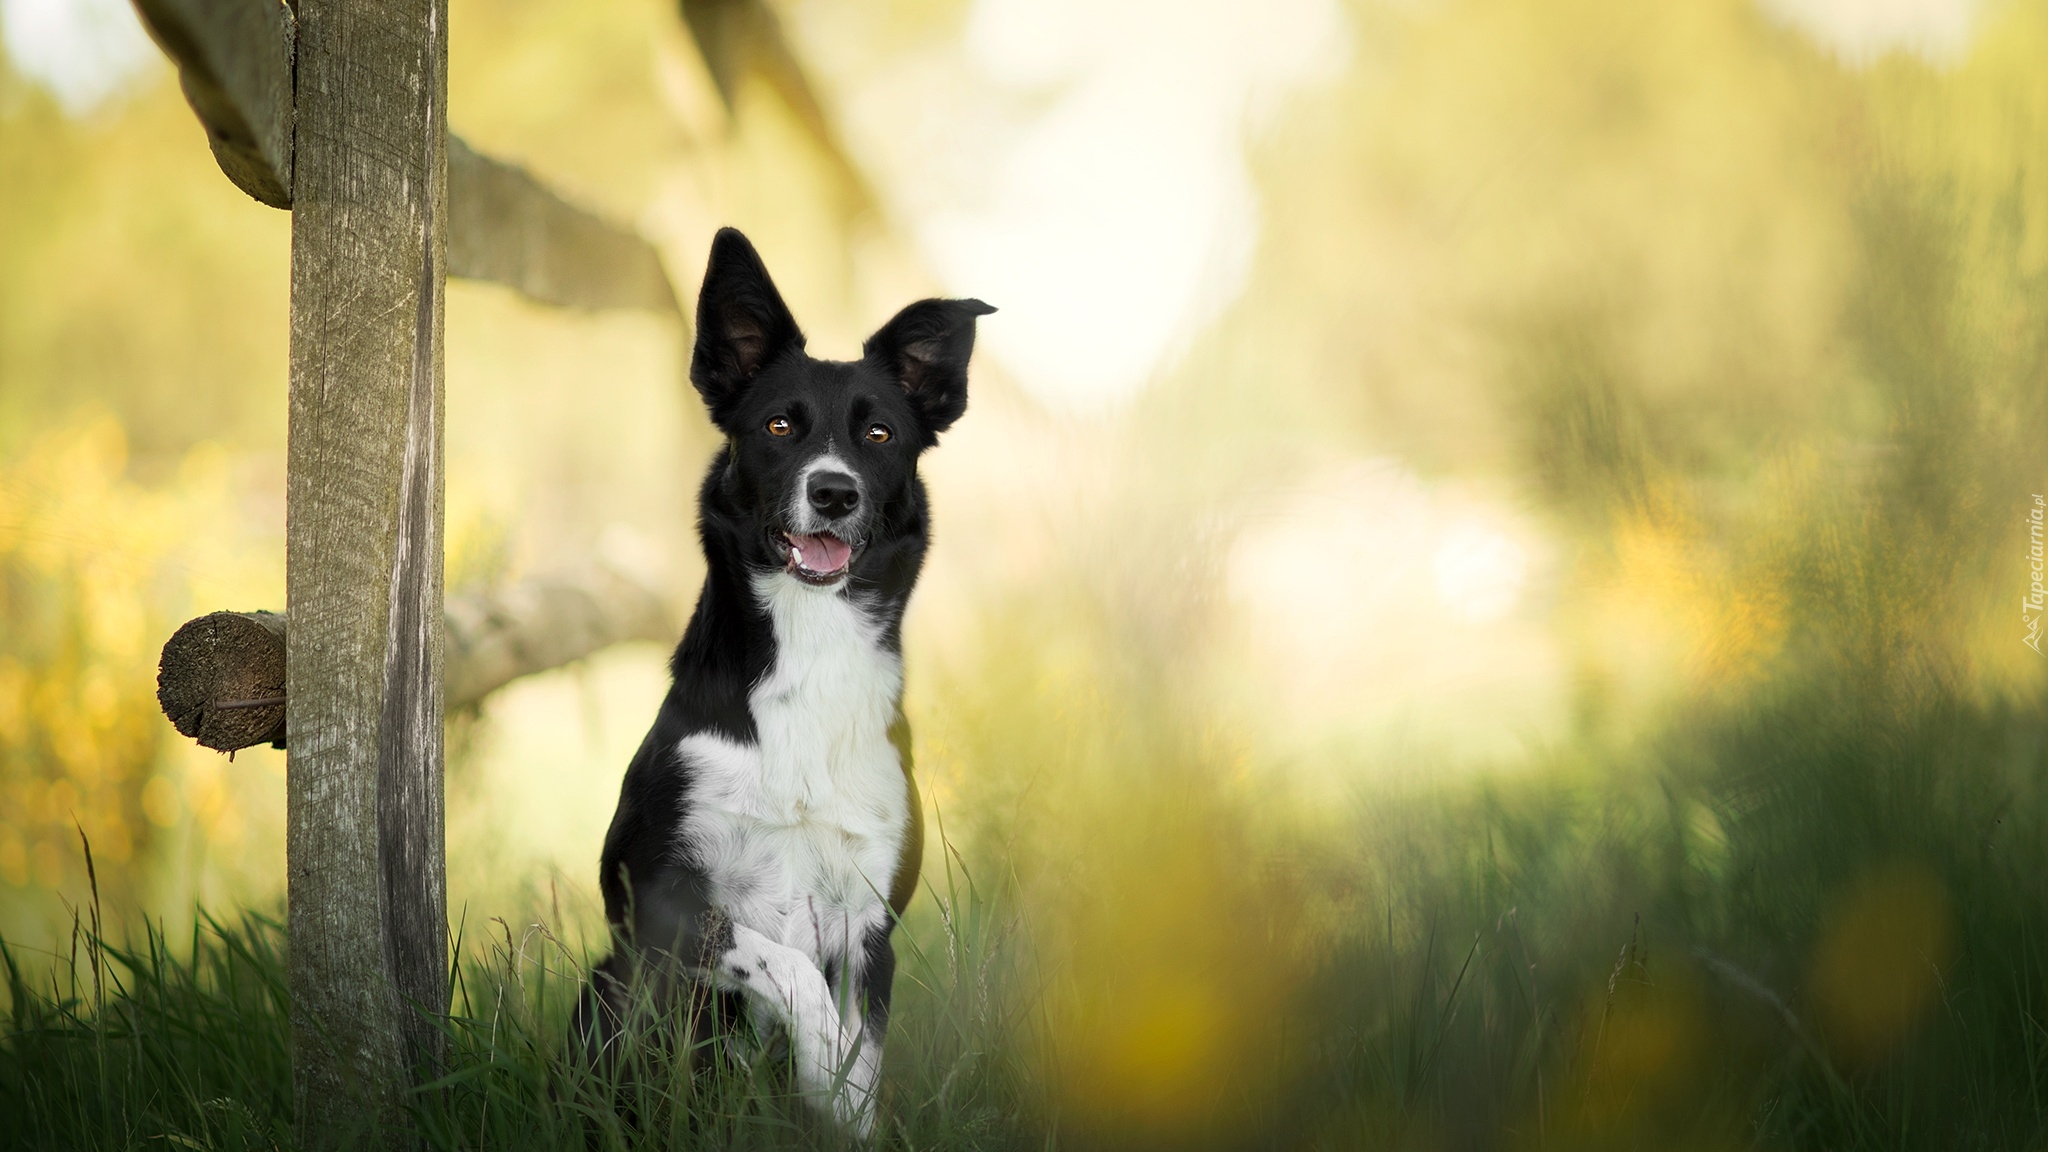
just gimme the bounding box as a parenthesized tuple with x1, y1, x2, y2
(716, 925, 832, 1022)
(715, 925, 865, 1118)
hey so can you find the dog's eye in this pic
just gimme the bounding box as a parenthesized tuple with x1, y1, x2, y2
(865, 423, 891, 444)
(766, 416, 792, 437)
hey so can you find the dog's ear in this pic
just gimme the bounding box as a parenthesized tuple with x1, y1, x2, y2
(690, 228, 804, 422)
(862, 298, 996, 438)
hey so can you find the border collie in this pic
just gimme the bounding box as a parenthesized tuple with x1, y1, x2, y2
(575, 228, 992, 1136)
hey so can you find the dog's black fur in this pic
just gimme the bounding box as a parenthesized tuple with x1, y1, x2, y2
(574, 228, 990, 1131)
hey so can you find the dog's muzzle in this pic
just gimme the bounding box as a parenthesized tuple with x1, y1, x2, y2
(775, 467, 868, 584)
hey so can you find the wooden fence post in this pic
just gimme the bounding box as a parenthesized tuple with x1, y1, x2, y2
(286, 0, 448, 1141)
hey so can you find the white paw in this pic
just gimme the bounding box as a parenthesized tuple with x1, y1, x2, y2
(717, 927, 849, 1092)
(717, 926, 832, 1020)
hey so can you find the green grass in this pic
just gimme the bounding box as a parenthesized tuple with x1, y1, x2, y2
(0, 840, 1041, 1152)
(9, 675, 2048, 1150)
(1288, 685, 2048, 1151)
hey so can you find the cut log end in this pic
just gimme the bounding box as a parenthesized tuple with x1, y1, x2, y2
(156, 611, 289, 752)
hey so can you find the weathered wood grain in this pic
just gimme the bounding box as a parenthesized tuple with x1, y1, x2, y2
(130, 0, 296, 208)
(286, 0, 447, 1143)
(447, 137, 681, 316)
(155, 567, 678, 753)
(156, 611, 289, 751)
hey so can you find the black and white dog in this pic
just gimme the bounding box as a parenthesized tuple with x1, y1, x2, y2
(576, 228, 992, 1135)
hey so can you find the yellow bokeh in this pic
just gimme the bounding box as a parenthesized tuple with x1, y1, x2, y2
(0, 413, 282, 935)
(1808, 862, 1954, 1065)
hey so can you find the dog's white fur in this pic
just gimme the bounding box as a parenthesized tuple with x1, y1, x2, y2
(675, 565, 907, 1134)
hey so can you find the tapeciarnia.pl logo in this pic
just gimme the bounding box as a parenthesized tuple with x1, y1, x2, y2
(2028, 495, 2045, 655)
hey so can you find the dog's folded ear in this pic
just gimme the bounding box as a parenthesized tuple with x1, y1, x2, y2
(691, 228, 805, 423)
(863, 298, 996, 438)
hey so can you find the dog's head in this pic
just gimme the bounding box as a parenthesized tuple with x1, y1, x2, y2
(689, 228, 993, 587)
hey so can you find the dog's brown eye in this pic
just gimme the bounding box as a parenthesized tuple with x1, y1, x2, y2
(865, 423, 891, 444)
(767, 416, 792, 437)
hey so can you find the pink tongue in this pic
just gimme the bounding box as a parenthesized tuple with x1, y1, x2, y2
(789, 533, 852, 573)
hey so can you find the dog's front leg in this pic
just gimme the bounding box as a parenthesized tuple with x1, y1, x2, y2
(717, 925, 876, 1137)
(835, 1025, 883, 1141)
(829, 921, 897, 1138)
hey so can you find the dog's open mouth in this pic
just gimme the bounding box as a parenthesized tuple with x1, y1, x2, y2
(773, 530, 855, 585)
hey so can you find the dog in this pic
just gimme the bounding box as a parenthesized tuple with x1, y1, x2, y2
(574, 227, 993, 1136)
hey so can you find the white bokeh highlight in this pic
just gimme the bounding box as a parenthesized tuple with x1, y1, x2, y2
(1224, 461, 1563, 771)
(1760, 0, 1980, 66)
(1434, 521, 1530, 625)
(862, 0, 1347, 414)
(1, 0, 156, 114)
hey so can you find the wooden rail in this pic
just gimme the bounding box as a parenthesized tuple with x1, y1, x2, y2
(132, 0, 682, 317)
(157, 565, 678, 753)
(132, 0, 295, 207)
(446, 137, 679, 315)
(680, 0, 876, 216)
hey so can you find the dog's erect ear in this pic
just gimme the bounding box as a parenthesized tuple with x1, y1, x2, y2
(862, 298, 996, 437)
(690, 228, 804, 421)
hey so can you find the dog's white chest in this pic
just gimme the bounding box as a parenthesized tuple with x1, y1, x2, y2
(678, 574, 907, 965)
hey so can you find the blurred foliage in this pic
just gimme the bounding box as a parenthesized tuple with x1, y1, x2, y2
(0, 419, 178, 895)
(0, 412, 285, 930)
(908, 0, 2048, 1146)
(0, 44, 288, 470)
(0, 33, 292, 935)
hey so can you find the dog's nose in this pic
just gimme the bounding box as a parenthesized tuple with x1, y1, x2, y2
(807, 471, 860, 518)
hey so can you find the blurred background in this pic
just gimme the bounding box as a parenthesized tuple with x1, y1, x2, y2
(5, 0, 2048, 1145)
